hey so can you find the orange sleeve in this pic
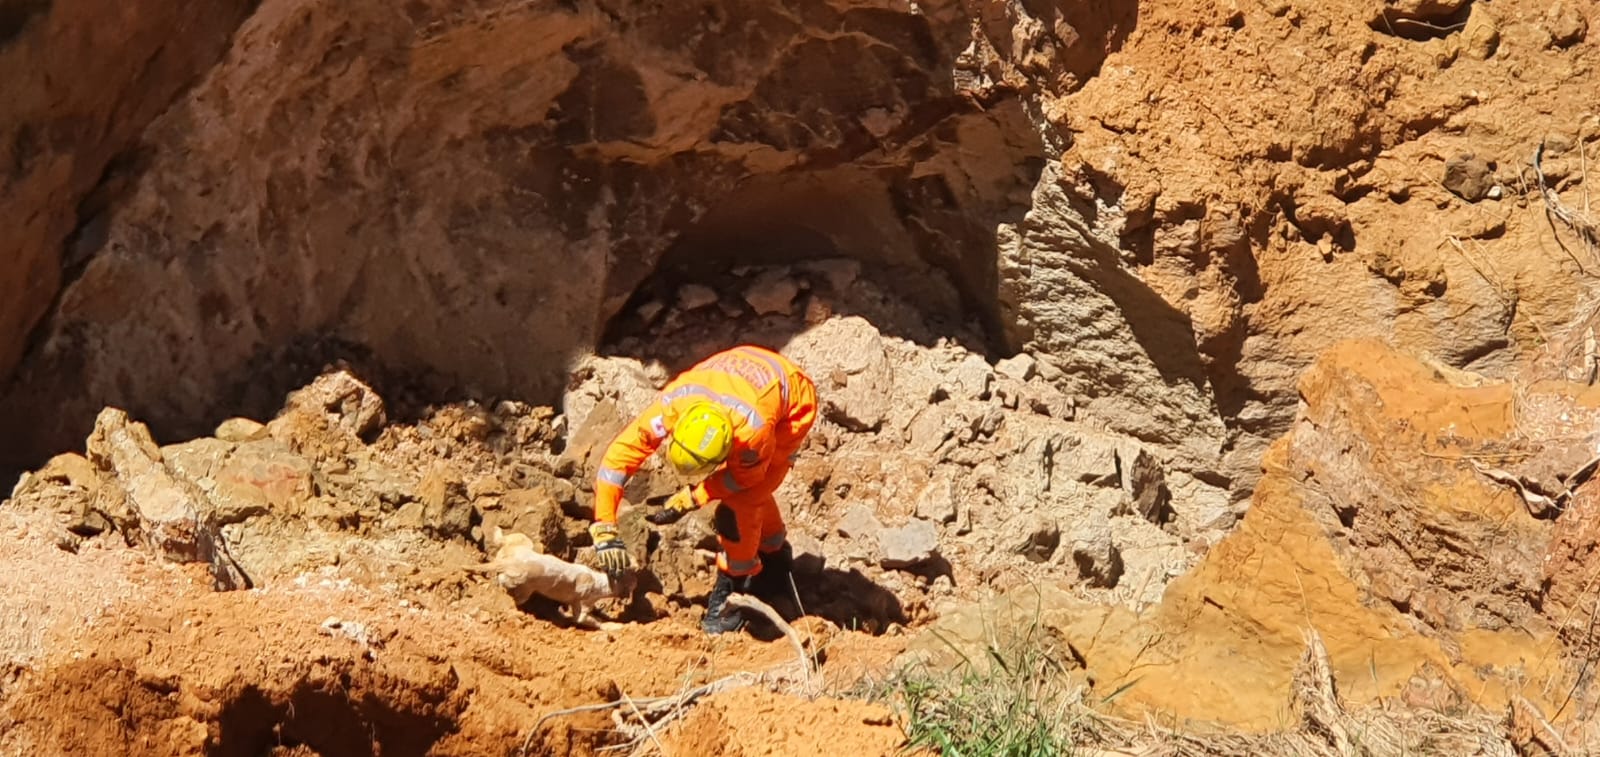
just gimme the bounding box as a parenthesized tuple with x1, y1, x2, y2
(593, 405, 669, 523)
(776, 374, 816, 461)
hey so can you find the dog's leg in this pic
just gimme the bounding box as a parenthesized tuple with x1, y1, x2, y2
(569, 603, 624, 631)
(571, 604, 601, 631)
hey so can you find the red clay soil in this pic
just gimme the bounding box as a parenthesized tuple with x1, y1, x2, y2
(0, 508, 906, 756)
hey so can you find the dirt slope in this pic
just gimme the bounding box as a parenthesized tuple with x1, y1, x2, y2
(0, 502, 901, 756)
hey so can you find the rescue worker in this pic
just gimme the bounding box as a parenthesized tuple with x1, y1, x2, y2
(588, 345, 817, 635)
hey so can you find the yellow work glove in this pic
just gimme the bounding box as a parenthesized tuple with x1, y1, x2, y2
(589, 521, 632, 583)
(646, 486, 699, 525)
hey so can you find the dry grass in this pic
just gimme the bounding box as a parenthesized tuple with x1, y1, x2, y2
(877, 629, 1536, 757)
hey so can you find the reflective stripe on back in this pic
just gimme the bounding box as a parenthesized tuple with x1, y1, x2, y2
(660, 384, 763, 430)
(734, 347, 790, 409)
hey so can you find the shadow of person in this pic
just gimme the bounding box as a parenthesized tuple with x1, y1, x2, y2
(736, 565, 908, 643)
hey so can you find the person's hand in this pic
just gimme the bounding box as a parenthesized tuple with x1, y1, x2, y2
(645, 486, 699, 525)
(589, 521, 632, 582)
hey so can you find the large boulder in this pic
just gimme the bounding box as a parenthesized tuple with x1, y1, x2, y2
(785, 316, 895, 432)
(85, 409, 249, 590)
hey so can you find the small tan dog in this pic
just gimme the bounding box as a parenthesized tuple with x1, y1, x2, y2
(473, 527, 626, 630)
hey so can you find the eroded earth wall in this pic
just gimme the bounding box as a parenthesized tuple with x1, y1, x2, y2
(1, 0, 1596, 510)
(0, 0, 1052, 468)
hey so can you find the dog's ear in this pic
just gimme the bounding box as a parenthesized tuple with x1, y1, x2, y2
(488, 525, 505, 550)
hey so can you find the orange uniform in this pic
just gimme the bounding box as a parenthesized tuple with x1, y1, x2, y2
(593, 345, 817, 576)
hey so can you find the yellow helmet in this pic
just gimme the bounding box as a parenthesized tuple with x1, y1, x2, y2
(666, 402, 733, 478)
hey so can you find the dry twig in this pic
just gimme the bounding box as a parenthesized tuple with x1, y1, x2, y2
(620, 690, 668, 756)
(523, 594, 822, 756)
(727, 593, 823, 696)
(1508, 695, 1571, 756)
(1533, 141, 1600, 272)
(1471, 461, 1565, 517)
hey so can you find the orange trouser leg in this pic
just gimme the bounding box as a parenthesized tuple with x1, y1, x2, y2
(714, 494, 787, 577)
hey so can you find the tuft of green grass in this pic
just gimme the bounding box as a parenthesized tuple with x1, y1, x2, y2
(888, 631, 1082, 757)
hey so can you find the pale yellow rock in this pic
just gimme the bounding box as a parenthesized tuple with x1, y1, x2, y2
(1462, 4, 1500, 60)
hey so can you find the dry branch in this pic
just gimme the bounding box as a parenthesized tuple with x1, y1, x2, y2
(726, 593, 823, 696)
(1471, 461, 1564, 517)
(1471, 453, 1600, 519)
(1534, 141, 1600, 272)
(523, 594, 823, 756)
(1508, 695, 1570, 756)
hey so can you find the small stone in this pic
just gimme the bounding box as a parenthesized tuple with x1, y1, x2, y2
(1062, 507, 1122, 587)
(995, 353, 1037, 382)
(913, 475, 958, 525)
(636, 300, 665, 323)
(86, 408, 248, 590)
(1117, 445, 1173, 525)
(1545, 3, 1588, 48)
(905, 407, 953, 455)
(1012, 516, 1060, 563)
(743, 271, 801, 316)
(278, 370, 387, 438)
(677, 284, 718, 311)
(1055, 433, 1121, 487)
(995, 378, 1023, 410)
(1442, 154, 1495, 202)
(972, 406, 1004, 438)
(880, 519, 940, 569)
(1071, 536, 1123, 588)
(1486, 185, 1502, 200)
(1461, 5, 1499, 60)
(214, 417, 267, 442)
(836, 504, 884, 540)
(788, 317, 892, 432)
(948, 354, 993, 401)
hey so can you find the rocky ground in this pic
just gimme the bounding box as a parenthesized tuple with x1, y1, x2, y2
(10, 311, 1600, 754)
(3, 0, 1600, 753)
(0, 292, 1231, 748)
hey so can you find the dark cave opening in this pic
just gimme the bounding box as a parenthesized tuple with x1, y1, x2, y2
(596, 165, 1023, 373)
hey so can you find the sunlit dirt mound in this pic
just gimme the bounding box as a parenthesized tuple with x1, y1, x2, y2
(0, 507, 903, 756)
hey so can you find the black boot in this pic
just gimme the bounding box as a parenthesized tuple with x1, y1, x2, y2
(702, 572, 746, 635)
(751, 542, 794, 600)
